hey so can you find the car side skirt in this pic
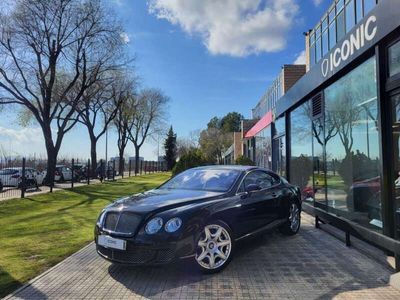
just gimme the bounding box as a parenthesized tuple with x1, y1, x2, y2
(235, 218, 287, 242)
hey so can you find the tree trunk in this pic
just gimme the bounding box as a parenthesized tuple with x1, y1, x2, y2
(118, 146, 125, 176)
(89, 134, 98, 177)
(135, 144, 140, 175)
(43, 129, 58, 187)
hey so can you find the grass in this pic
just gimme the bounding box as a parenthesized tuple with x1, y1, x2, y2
(0, 173, 170, 298)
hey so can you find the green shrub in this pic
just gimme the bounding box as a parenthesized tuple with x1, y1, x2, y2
(172, 149, 209, 175)
(234, 155, 255, 166)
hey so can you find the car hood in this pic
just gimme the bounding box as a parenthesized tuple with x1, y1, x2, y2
(107, 189, 225, 213)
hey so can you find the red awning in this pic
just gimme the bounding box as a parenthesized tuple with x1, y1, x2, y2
(244, 111, 273, 138)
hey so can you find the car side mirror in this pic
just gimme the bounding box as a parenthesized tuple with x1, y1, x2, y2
(245, 184, 262, 194)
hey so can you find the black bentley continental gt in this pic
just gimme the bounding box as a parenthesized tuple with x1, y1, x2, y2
(95, 165, 301, 273)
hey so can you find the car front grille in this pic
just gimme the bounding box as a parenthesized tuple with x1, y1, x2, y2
(103, 211, 141, 234)
(97, 245, 175, 264)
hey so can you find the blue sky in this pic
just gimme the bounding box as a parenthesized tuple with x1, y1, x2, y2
(0, 0, 331, 161)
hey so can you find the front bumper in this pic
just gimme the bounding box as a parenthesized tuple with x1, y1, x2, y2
(95, 227, 195, 265)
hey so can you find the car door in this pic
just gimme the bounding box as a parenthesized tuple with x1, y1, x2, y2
(236, 170, 281, 234)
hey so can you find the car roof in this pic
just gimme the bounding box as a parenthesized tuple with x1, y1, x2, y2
(192, 165, 259, 172)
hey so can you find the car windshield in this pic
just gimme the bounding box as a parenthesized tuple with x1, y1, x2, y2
(159, 168, 241, 192)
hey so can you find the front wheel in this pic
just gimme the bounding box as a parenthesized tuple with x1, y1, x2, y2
(195, 222, 233, 273)
(280, 202, 301, 235)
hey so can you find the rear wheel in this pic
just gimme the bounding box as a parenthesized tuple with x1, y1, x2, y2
(195, 222, 233, 273)
(280, 202, 301, 235)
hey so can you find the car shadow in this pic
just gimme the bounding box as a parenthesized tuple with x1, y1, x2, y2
(107, 224, 394, 299)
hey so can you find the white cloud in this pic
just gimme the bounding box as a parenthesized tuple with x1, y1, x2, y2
(312, 0, 323, 6)
(293, 50, 306, 64)
(147, 0, 299, 57)
(120, 32, 130, 44)
(0, 126, 44, 144)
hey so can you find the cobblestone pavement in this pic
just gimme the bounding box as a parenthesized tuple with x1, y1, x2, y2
(5, 213, 400, 300)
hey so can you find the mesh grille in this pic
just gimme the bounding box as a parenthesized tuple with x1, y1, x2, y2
(104, 212, 119, 231)
(312, 93, 323, 118)
(115, 212, 141, 234)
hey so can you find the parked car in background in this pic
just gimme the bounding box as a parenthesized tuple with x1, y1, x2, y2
(95, 164, 116, 180)
(0, 168, 39, 188)
(25, 168, 45, 185)
(72, 164, 88, 181)
(55, 165, 73, 182)
(95, 166, 301, 273)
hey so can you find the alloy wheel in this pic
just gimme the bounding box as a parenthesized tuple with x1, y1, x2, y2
(289, 203, 300, 232)
(196, 224, 232, 270)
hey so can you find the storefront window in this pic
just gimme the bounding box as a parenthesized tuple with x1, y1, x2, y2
(329, 21, 336, 50)
(324, 57, 381, 231)
(389, 41, 400, 77)
(290, 102, 313, 202)
(255, 126, 272, 169)
(391, 92, 400, 232)
(273, 117, 286, 177)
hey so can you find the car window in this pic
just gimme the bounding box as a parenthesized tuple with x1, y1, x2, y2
(0, 169, 19, 175)
(243, 171, 278, 190)
(159, 168, 241, 192)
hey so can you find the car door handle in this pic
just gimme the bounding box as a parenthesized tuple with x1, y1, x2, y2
(271, 193, 277, 198)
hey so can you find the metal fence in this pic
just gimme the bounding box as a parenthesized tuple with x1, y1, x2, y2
(0, 157, 167, 200)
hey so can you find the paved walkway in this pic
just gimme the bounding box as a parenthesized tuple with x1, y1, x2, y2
(5, 213, 400, 300)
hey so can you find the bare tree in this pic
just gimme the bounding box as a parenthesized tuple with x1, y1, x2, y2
(114, 89, 137, 176)
(127, 88, 169, 174)
(0, 0, 125, 184)
(199, 127, 232, 164)
(77, 73, 128, 175)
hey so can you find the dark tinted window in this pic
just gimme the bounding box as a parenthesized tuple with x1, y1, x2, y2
(243, 171, 279, 190)
(389, 40, 400, 77)
(160, 168, 241, 192)
(0, 169, 19, 175)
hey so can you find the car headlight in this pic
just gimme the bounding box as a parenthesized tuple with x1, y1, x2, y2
(145, 217, 163, 234)
(165, 217, 182, 233)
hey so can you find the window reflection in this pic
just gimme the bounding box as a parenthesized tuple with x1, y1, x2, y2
(290, 102, 313, 202)
(255, 126, 272, 169)
(324, 57, 381, 231)
(389, 41, 400, 77)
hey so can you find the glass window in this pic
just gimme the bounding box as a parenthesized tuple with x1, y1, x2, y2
(356, 0, 363, 23)
(336, 0, 344, 12)
(310, 43, 316, 66)
(255, 126, 272, 169)
(243, 171, 277, 190)
(313, 117, 327, 206)
(337, 9, 345, 41)
(316, 37, 322, 62)
(345, 0, 355, 33)
(324, 57, 381, 231)
(322, 30, 329, 56)
(329, 7, 336, 24)
(290, 102, 313, 202)
(363, 0, 376, 15)
(274, 117, 285, 137)
(159, 168, 241, 192)
(391, 92, 400, 233)
(329, 21, 337, 50)
(389, 41, 400, 77)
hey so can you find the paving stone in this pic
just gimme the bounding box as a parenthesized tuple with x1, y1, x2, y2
(4, 213, 400, 299)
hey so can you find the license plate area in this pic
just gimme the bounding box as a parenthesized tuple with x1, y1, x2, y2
(98, 235, 126, 250)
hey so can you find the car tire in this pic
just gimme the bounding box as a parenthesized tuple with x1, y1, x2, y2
(195, 221, 234, 274)
(279, 201, 301, 236)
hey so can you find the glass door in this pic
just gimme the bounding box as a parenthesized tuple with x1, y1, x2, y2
(391, 91, 400, 233)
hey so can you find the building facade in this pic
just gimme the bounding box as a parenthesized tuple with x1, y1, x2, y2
(256, 0, 400, 268)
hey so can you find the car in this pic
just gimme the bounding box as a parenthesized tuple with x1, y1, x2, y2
(94, 165, 301, 273)
(25, 168, 45, 186)
(95, 164, 116, 180)
(55, 165, 73, 182)
(0, 167, 38, 188)
(72, 164, 88, 181)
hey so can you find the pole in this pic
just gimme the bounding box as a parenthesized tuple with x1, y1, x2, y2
(87, 159, 90, 185)
(71, 158, 74, 189)
(105, 127, 108, 166)
(129, 159, 131, 177)
(21, 157, 26, 199)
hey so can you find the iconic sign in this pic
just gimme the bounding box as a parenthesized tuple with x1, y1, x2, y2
(321, 15, 377, 77)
